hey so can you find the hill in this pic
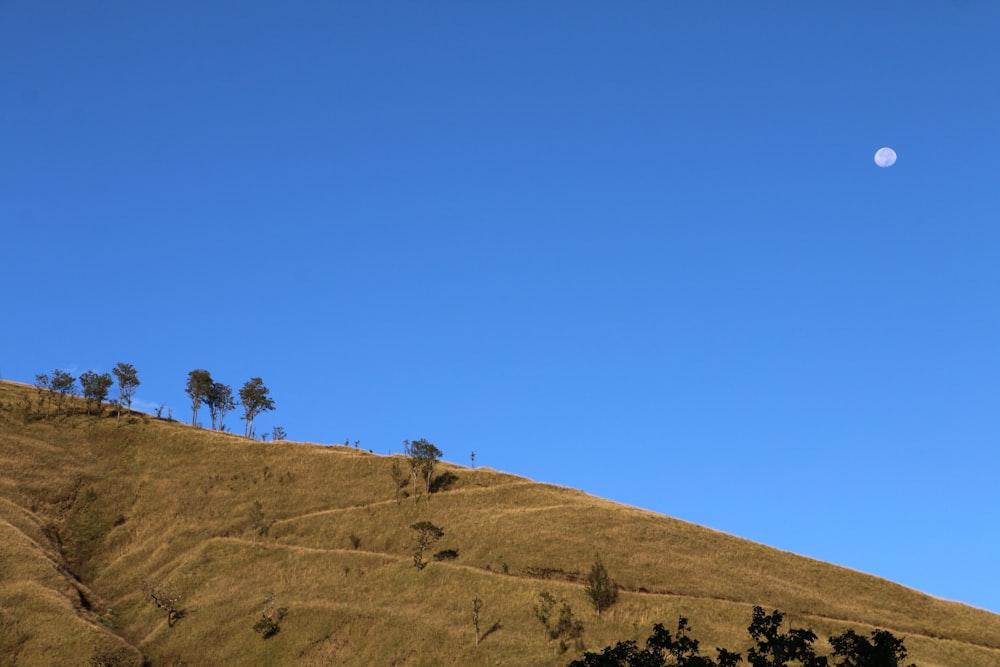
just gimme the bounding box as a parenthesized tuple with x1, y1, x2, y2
(1, 379, 999, 666)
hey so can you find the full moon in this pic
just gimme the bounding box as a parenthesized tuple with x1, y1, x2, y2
(874, 147, 897, 167)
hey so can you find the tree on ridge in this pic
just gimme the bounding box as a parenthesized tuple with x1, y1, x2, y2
(112, 362, 140, 426)
(80, 370, 113, 415)
(239, 377, 274, 438)
(185, 369, 214, 427)
(208, 381, 237, 431)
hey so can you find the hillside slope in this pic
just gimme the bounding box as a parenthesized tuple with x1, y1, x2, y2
(1, 379, 998, 666)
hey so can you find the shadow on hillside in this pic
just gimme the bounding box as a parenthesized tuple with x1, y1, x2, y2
(479, 620, 502, 644)
(430, 472, 459, 493)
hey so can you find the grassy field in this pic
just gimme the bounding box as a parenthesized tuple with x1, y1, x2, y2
(1, 379, 999, 666)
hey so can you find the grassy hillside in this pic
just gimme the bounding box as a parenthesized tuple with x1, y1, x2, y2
(1, 379, 999, 666)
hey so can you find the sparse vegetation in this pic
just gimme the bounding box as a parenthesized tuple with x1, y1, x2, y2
(555, 600, 585, 654)
(34, 372, 52, 416)
(0, 378, 995, 666)
(249, 499, 273, 537)
(534, 591, 557, 639)
(390, 457, 407, 504)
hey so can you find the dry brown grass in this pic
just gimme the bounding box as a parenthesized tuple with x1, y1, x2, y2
(1, 379, 999, 666)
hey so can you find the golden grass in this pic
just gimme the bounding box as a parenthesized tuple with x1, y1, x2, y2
(2, 379, 1000, 666)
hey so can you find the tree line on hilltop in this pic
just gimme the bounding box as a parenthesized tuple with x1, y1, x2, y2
(16, 364, 278, 439)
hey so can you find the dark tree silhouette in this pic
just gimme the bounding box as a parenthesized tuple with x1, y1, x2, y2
(829, 628, 916, 667)
(569, 617, 740, 667)
(747, 607, 827, 667)
(572, 609, 915, 667)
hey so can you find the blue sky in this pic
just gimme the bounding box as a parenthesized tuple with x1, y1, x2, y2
(3, 1, 1000, 613)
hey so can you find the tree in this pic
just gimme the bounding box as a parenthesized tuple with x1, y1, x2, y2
(390, 458, 407, 504)
(270, 425, 287, 441)
(206, 381, 236, 431)
(554, 601, 585, 654)
(404, 438, 442, 502)
(585, 556, 619, 617)
(829, 629, 916, 667)
(239, 377, 274, 438)
(747, 607, 827, 667)
(411, 521, 444, 571)
(34, 373, 52, 416)
(112, 362, 140, 426)
(49, 369, 77, 414)
(185, 369, 214, 427)
(80, 371, 113, 415)
(473, 595, 483, 647)
(141, 577, 184, 628)
(533, 591, 557, 639)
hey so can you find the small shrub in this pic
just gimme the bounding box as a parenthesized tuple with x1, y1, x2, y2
(348, 533, 361, 550)
(252, 592, 287, 639)
(141, 578, 184, 627)
(433, 548, 459, 561)
(249, 500, 273, 537)
(584, 556, 618, 617)
(534, 591, 557, 639)
(88, 647, 135, 667)
(555, 602, 585, 653)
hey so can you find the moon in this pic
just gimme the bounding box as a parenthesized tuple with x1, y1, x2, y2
(874, 147, 897, 168)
